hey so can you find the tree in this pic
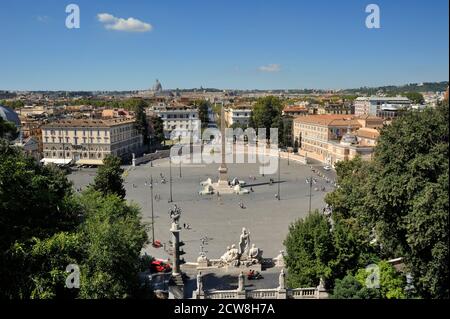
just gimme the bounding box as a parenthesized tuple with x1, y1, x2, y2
(332, 274, 365, 299)
(402, 92, 425, 104)
(195, 100, 210, 128)
(11, 232, 83, 299)
(91, 155, 126, 199)
(284, 211, 335, 288)
(150, 115, 165, 144)
(294, 138, 299, 153)
(0, 100, 24, 109)
(355, 261, 406, 299)
(365, 103, 449, 298)
(325, 102, 449, 298)
(133, 99, 150, 146)
(282, 118, 293, 148)
(0, 117, 18, 140)
(0, 142, 150, 299)
(0, 141, 78, 298)
(76, 192, 148, 298)
(333, 261, 406, 299)
(250, 96, 283, 139)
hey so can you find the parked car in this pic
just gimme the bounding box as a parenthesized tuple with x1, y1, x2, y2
(323, 166, 332, 171)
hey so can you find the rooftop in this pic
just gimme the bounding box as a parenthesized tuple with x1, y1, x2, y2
(356, 128, 380, 140)
(356, 96, 411, 102)
(42, 118, 136, 128)
(283, 106, 308, 112)
(294, 114, 360, 127)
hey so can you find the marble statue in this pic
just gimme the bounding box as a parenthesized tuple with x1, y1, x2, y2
(168, 204, 181, 225)
(238, 272, 245, 291)
(220, 244, 239, 265)
(220, 246, 231, 263)
(279, 269, 286, 290)
(238, 228, 250, 256)
(196, 272, 203, 293)
(248, 244, 263, 264)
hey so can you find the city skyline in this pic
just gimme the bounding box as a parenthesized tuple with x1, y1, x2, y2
(0, 0, 449, 91)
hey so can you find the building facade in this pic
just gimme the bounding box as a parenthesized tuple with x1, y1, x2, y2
(41, 118, 142, 165)
(224, 105, 253, 127)
(149, 103, 200, 139)
(293, 115, 384, 166)
(354, 96, 411, 118)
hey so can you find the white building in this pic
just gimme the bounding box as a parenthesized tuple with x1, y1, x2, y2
(150, 103, 200, 139)
(354, 96, 411, 118)
(224, 105, 253, 127)
(41, 118, 143, 166)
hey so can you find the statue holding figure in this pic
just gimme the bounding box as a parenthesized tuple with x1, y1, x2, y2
(169, 204, 182, 225)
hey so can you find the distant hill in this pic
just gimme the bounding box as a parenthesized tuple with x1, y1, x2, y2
(343, 81, 449, 95)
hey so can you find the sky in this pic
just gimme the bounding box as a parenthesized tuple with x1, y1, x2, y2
(0, 0, 448, 91)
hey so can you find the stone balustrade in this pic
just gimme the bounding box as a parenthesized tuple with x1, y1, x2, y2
(193, 270, 329, 300)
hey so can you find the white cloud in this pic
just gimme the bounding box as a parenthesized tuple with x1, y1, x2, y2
(97, 13, 152, 32)
(37, 15, 49, 23)
(258, 64, 281, 73)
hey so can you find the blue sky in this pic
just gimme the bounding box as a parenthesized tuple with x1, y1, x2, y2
(0, 0, 448, 91)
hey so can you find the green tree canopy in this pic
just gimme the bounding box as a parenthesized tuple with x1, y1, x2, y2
(365, 103, 449, 298)
(194, 100, 211, 128)
(0, 117, 18, 140)
(1, 141, 149, 298)
(0, 141, 78, 298)
(332, 261, 406, 299)
(284, 211, 335, 288)
(76, 191, 148, 298)
(150, 115, 165, 144)
(91, 155, 126, 199)
(402, 92, 425, 104)
(250, 96, 283, 139)
(325, 102, 449, 298)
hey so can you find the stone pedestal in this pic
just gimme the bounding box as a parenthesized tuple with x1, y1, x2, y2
(169, 274, 185, 299)
(168, 222, 184, 299)
(170, 223, 181, 275)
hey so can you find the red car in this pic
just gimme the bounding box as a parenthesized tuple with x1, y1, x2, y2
(152, 240, 162, 248)
(150, 259, 172, 273)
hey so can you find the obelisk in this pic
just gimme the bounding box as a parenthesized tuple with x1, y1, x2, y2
(217, 104, 229, 187)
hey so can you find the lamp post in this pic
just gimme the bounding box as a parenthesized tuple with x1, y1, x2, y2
(178, 135, 182, 178)
(169, 156, 173, 203)
(308, 175, 313, 214)
(277, 149, 281, 201)
(150, 175, 155, 244)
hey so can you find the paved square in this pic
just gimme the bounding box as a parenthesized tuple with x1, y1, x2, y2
(68, 158, 336, 263)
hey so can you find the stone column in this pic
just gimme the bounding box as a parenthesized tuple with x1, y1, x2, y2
(170, 222, 181, 275)
(169, 221, 184, 299)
